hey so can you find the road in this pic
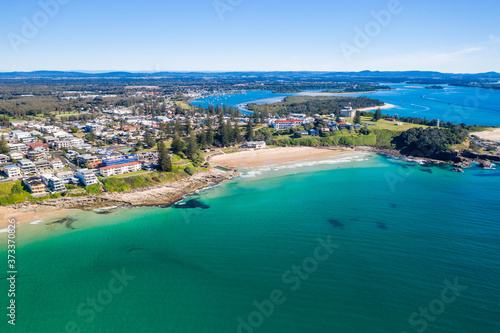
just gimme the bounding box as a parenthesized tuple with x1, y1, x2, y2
(51, 151, 78, 172)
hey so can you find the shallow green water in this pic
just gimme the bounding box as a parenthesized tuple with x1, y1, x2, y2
(1, 153, 499, 332)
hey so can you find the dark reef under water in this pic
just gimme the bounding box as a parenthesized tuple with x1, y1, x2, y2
(48, 217, 78, 229)
(328, 219, 345, 228)
(376, 222, 389, 230)
(174, 199, 210, 209)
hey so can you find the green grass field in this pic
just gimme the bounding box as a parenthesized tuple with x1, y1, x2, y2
(101, 165, 199, 193)
(0, 181, 32, 205)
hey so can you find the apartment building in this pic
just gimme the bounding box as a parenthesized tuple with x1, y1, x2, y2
(76, 169, 99, 187)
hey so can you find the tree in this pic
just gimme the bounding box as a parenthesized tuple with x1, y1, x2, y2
(185, 118, 192, 136)
(206, 118, 214, 146)
(217, 120, 230, 147)
(171, 134, 184, 154)
(86, 129, 97, 143)
(199, 129, 208, 149)
(246, 119, 254, 141)
(186, 135, 200, 161)
(0, 135, 10, 154)
(233, 125, 242, 144)
(144, 131, 155, 148)
(374, 108, 382, 122)
(335, 110, 341, 123)
(157, 141, 172, 172)
(359, 126, 371, 135)
(353, 111, 361, 124)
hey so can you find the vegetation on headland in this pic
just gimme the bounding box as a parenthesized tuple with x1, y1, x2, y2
(101, 165, 201, 193)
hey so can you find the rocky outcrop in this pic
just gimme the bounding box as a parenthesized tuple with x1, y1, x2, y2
(453, 168, 464, 173)
(479, 160, 493, 169)
(462, 151, 500, 162)
(7, 169, 240, 211)
(454, 160, 471, 168)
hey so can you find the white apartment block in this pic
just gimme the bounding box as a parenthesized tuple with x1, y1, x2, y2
(99, 161, 142, 177)
(76, 169, 99, 187)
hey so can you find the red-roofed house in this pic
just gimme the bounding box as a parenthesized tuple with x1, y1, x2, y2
(272, 119, 303, 130)
(27, 141, 48, 150)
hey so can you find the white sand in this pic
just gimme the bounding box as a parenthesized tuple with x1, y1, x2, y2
(210, 147, 345, 168)
(472, 128, 500, 141)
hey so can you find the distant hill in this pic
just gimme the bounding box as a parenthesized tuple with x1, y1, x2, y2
(0, 70, 498, 81)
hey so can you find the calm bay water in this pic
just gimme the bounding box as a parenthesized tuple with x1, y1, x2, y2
(190, 84, 500, 126)
(1, 153, 499, 332)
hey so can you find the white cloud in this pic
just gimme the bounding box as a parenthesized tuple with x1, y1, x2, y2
(489, 34, 500, 44)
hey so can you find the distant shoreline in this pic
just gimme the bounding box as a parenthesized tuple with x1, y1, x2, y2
(357, 103, 397, 112)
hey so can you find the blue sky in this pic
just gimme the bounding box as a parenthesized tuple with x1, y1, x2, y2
(1, 0, 499, 73)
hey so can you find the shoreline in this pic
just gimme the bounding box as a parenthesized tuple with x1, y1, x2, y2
(0, 168, 239, 229)
(210, 147, 348, 168)
(1, 146, 497, 229)
(357, 103, 397, 112)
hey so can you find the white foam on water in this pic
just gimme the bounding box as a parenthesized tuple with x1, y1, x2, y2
(241, 152, 373, 177)
(93, 206, 117, 211)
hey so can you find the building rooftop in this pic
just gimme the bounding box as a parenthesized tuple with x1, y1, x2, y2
(100, 161, 141, 170)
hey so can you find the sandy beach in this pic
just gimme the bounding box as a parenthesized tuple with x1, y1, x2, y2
(472, 128, 500, 141)
(0, 206, 80, 230)
(210, 147, 345, 168)
(356, 103, 396, 112)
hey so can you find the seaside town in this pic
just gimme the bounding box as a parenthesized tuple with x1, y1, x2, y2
(1, 85, 499, 203)
(2, 0, 500, 332)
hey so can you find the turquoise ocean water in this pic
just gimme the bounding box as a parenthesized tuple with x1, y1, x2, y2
(2, 153, 499, 332)
(190, 84, 500, 126)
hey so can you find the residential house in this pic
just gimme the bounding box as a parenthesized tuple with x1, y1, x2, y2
(272, 120, 302, 130)
(245, 141, 267, 149)
(17, 159, 36, 175)
(41, 174, 66, 193)
(76, 169, 99, 187)
(34, 160, 51, 173)
(53, 139, 72, 149)
(27, 147, 48, 161)
(9, 152, 24, 161)
(8, 143, 28, 154)
(27, 141, 48, 150)
(20, 136, 37, 144)
(3, 165, 21, 178)
(51, 159, 65, 170)
(76, 155, 101, 168)
(56, 171, 78, 184)
(0, 154, 10, 164)
(23, 176, 47, 195)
